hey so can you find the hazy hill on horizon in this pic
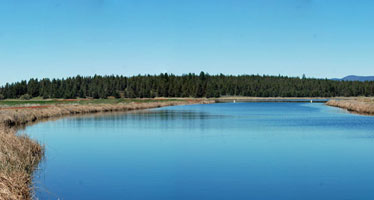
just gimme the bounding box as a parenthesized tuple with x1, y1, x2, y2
(332, 75, 374, 82)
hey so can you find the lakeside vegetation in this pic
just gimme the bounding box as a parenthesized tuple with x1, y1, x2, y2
(326, 98, 374, 115)
(0, 98, 184, 107)
(0, 126, 43, 200)
(1, 73, 374, 100)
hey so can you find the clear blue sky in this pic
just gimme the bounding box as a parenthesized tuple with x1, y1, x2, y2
(1, 0, 374, 85)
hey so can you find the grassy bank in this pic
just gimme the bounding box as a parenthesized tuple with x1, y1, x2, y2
(0, 126, 43, 199)
(326, 98, 374, 115)
(0, 98, 214, 200)
(0, 98, 186, 107)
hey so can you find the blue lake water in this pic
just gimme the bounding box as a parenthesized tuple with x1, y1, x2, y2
(24, 103, 374, 199)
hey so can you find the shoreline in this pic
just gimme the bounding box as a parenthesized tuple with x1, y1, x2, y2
(326, 99, 374, 115)
(216, 97, 329, 103)
(1, 97, 372, 199)
(0, 99, 214, 200)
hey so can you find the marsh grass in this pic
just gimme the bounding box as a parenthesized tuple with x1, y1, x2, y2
(0, 127, 44, 200)
(326, 98, 374, 115)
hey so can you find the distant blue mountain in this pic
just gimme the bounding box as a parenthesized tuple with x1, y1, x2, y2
(332, 75, 374, 82)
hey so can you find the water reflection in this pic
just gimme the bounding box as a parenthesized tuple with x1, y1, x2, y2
(59, 109, 227, 131)
(26, 103, 374, 200)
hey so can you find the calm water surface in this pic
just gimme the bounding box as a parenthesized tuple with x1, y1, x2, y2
(24, 103, 374, 199)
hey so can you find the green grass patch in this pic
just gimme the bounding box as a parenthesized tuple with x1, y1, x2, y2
(0, 98, 185, 107)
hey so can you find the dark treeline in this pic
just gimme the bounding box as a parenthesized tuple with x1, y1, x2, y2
(0, 72, 374, 99)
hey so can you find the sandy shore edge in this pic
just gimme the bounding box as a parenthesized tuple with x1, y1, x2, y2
(0, 99, 214, 200)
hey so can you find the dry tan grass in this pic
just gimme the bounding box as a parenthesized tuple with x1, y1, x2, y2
(0, 127, 43, 200)
(0, 99, 214, 199)
(326, 99, 374, 115)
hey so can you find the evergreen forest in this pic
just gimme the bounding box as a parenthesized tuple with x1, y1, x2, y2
(1, 72, 373, 99)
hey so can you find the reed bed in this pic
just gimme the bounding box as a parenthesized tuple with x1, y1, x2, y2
(326, 99, 374, 115)
(0, 99, 214, 199)
(0, 126, 43, 200)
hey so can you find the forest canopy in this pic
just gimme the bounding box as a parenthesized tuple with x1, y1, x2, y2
(0, 72, 373, 99)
